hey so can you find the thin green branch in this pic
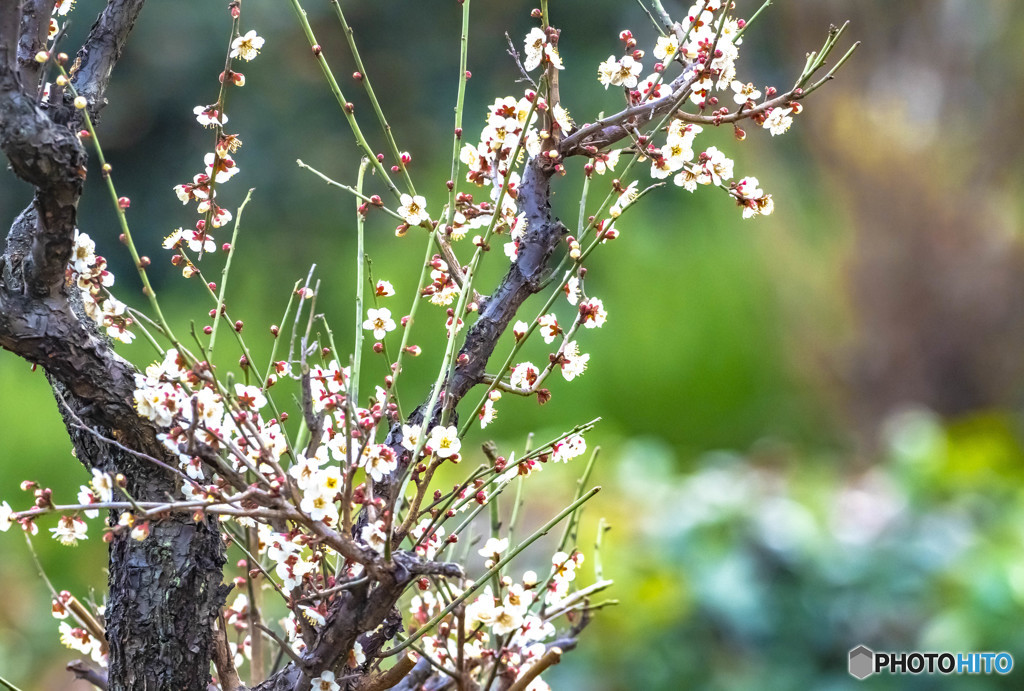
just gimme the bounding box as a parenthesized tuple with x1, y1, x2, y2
(383, 485, 602, 657)
(208, 188, 253, 354)
(330, 0, 415, 194)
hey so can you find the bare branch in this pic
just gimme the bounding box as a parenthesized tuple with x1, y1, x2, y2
(507, 647, 562, 691)
(66, 660, 108, 690)
(355, 653, 419, 691)
(212, 618, 244, 691)
(72, 0, 147, 115)
(17, 0, 50, 87)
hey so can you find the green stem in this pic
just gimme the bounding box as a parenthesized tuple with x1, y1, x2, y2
(442, 0, 472, 238)
(208, 188, 253, 354)
(288, 0, 400, 200)
(0, 676, 25, 691)
(555, 446, 600, 554)
(382, 485, 601, 657)
(296, 160, 404, 222)
(734, 0, 771, 42)
(64, 68, 179, 350)
(330, 1, 415, 194)
(199, 12, 242, 249)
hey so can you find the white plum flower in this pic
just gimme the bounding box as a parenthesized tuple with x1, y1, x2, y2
(428, 425, 461, 459)
(398, 194, 429, 226)
(363, 307, 397, 340)
(230, 30, 265, 61)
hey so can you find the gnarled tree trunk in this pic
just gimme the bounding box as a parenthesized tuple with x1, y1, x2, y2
(1, 2, 229, 689)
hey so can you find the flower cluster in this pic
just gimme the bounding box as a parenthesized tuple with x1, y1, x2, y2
(67, 230, 134, 344)
(415, 566, 559, 690)
(459, 96, 538, 248)
(586, 1, 808, 219)
(167, 28, 265, 274)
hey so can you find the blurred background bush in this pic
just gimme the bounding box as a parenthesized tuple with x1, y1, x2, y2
(3, 0, 1024, 688)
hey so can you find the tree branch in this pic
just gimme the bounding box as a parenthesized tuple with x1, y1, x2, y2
(67, 660, 108, 690)
(71, 0, 146, 113)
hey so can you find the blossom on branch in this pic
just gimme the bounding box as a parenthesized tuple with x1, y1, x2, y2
(230, 30, 264, 61)
(363, 307, 397, 339)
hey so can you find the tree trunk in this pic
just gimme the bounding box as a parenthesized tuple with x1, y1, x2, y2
(1, 1, 231, 688)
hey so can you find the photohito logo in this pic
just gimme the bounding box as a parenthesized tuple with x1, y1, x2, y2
(848, 646, 1014, 680)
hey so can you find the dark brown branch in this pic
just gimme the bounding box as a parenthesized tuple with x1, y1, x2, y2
(0, 79, 86, 295)
(17, 0, 50, 88)
(446, 156, 562, 406)
(212, 618, 245, 691)
(0, 2, 21, 74)
(506, 647, 562, 691)
(71, 0, 146, 114)
(391, 657, 433, 691)
(557, 67, 698, 158)
(355, 652, 418, 691)
(67, 659, 109, 690)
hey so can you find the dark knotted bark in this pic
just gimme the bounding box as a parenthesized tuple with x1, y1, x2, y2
(371, 156, 563, 512)
(1, 2, 231, 689)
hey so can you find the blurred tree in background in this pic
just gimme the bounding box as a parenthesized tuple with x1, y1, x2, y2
(2, 0, 1024, 689)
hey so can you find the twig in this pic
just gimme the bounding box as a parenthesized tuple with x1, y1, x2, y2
(66, 661, 107, 690)
(256, 622, 308, 668)
(211, 617, 243, 691)
(355, 652, 418, 691)
(507, 647, 562, 691)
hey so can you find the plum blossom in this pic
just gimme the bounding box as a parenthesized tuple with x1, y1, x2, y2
(523, 28, 547, 71)
(364, 444, 398, 482)
(429, 425, 461, 459)
(731, 80, 761, 105)
(537, 314, 561, 344)
(609, 181, 639, 218)
(478, 536, 509, 559)
(551, 434, 586, 463)
(71, 232, 96, 274)
(193, 105, 227, 127)
(493, 607, 524, 636)
(509, 362, 540, 390)
(230, 30, 265, 61)
(310, 671, 340, 691)
(578, 297, 607, 329)
(398, 194, 429, 226)
(564, 276, 580, 305)
(480, 390, 501, 428)
(763, 107, 794, 136)
(363, 307, 397, 340)
(401, 423, 422, 453)
(733, 176, 774, 219)
(360, 520, 388, 554)
(51, 515, 88, 546)
(597, 55, 642, 89)
(59, 621, 104, 663)
(560, 341, 589, 381)
(234, 384, 267, 410)
(0, 501, 14, 532)
(653, 35, 679, 61)
(694, 147, 733, 187)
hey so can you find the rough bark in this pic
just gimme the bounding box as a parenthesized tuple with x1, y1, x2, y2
(1, 2, 230, 690)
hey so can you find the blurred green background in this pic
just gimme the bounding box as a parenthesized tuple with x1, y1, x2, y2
(4, 0, 1024, 688)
